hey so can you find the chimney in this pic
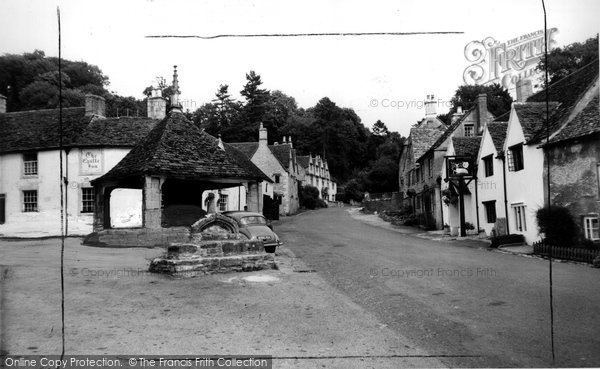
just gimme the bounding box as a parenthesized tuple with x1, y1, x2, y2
(288, 136, 293, 148)
(424, 94, 437, 118)
(476, 93, 487, 135)
(147, 88, 166, 120)
(516, 79, 533, 102)
(259, 122, 268, 147)
(85, 94, 105, 117)
(0, 94, 6, 114)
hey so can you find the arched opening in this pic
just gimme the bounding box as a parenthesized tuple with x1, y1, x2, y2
(109, 189, 143, 228)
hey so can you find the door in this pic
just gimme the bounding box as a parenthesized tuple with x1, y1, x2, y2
(0, 194, 5, 224)
(263, 195, 279, 221)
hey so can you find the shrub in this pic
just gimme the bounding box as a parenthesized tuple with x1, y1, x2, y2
(536, 206, 578, 246)
(490, 234, 525, 248)
(579, 239, 599, 250)
(299, 185, 320, 209)
(403, 215, 419, 226)
(464, 222, 475, 230)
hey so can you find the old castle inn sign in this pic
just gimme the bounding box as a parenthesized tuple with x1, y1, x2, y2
(463, 28, 558, 89)
(80, 149, 102, 174)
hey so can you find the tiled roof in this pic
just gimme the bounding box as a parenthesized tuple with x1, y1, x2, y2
(229, 141, 296, 173)
(297, 155, 310, 168)
(513, 102, 561, 142)
(548, 94, 599, 144)
(486, 122, 508, 153)
(411, 127, 445, 162)
(494, 111, 510, 122)
(417, 107, 475, 161)
(270, 144, 294, 170)
(452, 136, 482, 157)
(222, 142, 272, 182)
(75, 116, 158, 147)
(94, 111, 271, 183)
(0, 107, 159, 154)
(525, 59, 599, 143)
(0, 107, 91, 154)
(228, 142, 259, 158)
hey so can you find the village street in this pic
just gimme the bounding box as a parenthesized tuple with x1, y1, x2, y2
(281, 207, 600, 368)
(1, 207, 599, 368)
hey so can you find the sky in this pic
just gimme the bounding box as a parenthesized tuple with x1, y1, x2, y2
(0, 0, 598, 137)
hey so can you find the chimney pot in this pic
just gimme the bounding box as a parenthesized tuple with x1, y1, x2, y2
(147, 94, 167, 120)
(85, 94, 105, 117)
(259, 122, 268, 146)
(424, 93, 437, 118)
(0, 94, 6, 114)
(476, 93, 488, 135)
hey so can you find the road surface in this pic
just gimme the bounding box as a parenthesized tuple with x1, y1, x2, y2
(279, 207, 600, 367)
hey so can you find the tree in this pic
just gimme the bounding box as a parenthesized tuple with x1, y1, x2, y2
(437, 83, 513, 125)
(0, 50, 144, 116)
(372, 120, 390, 136)
(240, 70, 269, 125)
(536, 35, 599, 86)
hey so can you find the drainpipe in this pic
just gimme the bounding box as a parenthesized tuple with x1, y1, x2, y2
(498, 151, 510, 235)
(64, 148, 70, 236)
(474, 176, 480, 234)
(438, 181, 444, 229)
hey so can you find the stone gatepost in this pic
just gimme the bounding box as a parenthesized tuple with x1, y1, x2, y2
(93, 185, 105, 231)
(247, 181, 260, 213)
(143, 176, 163, 229)
(206, 193, 216, 214)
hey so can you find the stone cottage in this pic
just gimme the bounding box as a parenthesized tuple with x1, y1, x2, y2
(503, 59, 598, 244)
(230, 127, 300, 215)
(0, 93, 161, 237)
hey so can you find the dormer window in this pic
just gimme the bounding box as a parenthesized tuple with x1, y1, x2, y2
(23, 152, 38, 176)
(464, 124, 474, 137)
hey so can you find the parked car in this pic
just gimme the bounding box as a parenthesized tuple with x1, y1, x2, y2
(222, 211, 282, 253)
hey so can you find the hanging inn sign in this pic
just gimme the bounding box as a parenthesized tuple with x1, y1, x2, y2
(463, 28, 559, 91)
(444, 155, 476, 237)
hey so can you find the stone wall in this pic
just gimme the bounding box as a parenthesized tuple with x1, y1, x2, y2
(545, 135, 600, 230)
(83, 227, 190, 247)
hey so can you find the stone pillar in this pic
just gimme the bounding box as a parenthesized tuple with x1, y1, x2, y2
(93, 185, 105, 231)
(206, 193, 216, 214)
(143, 176, 162, 229)
(247, 181, 260, 213)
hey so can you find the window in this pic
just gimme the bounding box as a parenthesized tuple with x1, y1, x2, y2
(584, 217, 599, 240)
(483, 201, 497, 223)
(218, 195, 228, 212)
(482, 155, 494, 177)
(274, 174, 280, 183)
(23, 190, 38, 212)
(81, 188, 95, 213)
(23, 152, 38, 175)
(464, 124, 474, 137)
(507, 144, 524, 171)
(512, 204, 527, 232)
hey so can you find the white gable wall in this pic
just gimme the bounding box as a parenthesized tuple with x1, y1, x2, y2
(476, 127, 507, 236)
(0, 147, 134, 237)
(503, 107, 545, 244)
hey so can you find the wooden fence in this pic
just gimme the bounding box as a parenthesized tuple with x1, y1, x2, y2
(533, 240, 600, 264)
